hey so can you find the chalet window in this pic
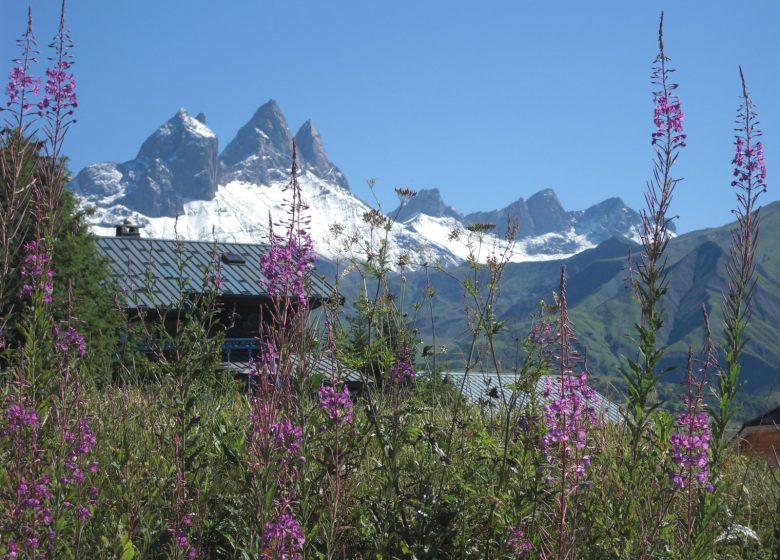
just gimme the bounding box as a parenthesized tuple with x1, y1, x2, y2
(221, 253, 246, 265)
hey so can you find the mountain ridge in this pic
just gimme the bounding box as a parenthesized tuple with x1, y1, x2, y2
(72, 99, 648, 269)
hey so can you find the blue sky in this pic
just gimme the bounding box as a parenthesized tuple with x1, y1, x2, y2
(2, 1, 779, 233)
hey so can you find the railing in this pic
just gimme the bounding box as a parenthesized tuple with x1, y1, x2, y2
(221, 338, 260, 363)
(135, 337, 260, 362)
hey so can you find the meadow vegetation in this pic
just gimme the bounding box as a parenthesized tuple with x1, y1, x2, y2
(1, 6, 778, 559)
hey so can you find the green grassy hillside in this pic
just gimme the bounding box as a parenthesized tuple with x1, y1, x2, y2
(335, 202, 780, 421)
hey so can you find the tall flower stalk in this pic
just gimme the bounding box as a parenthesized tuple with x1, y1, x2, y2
(541, 267, 596, 560)
(0, 5, 99, 558)
(624, 11, 686, 454)
(248, 142, 314, 559)
(668, 308, 718, 553)
(0, 7, 40, 331)
(38, 0, 78, 239)
(712, 67, 767, 456)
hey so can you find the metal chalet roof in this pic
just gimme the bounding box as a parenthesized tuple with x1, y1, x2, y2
(96, 236, 336, 309)
(222, 354, 367, 389)
(437, 371, 624, 424)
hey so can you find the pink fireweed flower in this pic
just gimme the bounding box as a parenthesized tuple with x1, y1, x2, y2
(507, 527, 533, 555)
(318, 384, 353, 425)
(669, 398, 713, 492)
(652, 94, 685, 146)
(3, 8, 39, 118)
(53, 325, 87, 358)
(650, 22, 686, 151)
(731, 70, 768, 193)
(260, 230, 315, 307)
(5, 66, 40, 107)
(270, 418, 304, 464)
(250, 404, 306, 472)
(169, 526, 198, 559)
(2, 404, 39, 434)
(542, 370, 596, 477)
(389, 359, 416, 385)
(541, 268, 596, 481)
(19, 240, 53, 304)
(262, 513, 305, 560)
(37, 3, 77, 122)
(260, 142, 316, 308)
(38, 64, 76, 114)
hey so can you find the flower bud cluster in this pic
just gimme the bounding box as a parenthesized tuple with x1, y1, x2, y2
(53, 325, 86, 358)
(669, 397, 713, 493)
(652, 94, 686, 147)
(261, 513, 305, 560)
(260, 230, 315, 307)
(542, 370, 596, 478)
(171, 513, 198, 559)
(389, 359, 415, 385)
(732, 137, 767, 187)
(507, 527, 532, 556)
(19, 240, 53, 304)
(3, 18, 39, 117)
(318, 384, 353, 425)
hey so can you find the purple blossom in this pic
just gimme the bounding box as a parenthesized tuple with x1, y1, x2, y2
(249, 401, 306, 472)
(731, 76, 767, 192)
(53, 325, 87, 358)
(669, 398, 712, 492)
(652, 94, 685, 146)
(542, 371, 596, 477)
(260, 143, 316, 308)
(75, 507, 90, 522)
(650, 33, 686, 150)
(18, 240, 53, 304)
(248, 342, 276, 380)
(2, 404, 39, 434)
(507, 527, 532, 555)
(270, 418, 304, 464)
(57, 414, 98, 530)
(260, 230, 315, 307)
(170, 526, 198, 559)
(1, 473, 53, 559)
(318, 384, 353, 425)
(36, 2, 77, 145)
(262, 513, 305, 560)
(38, 63, 77, 115)
(389, 359, 416, 385)
(3, 9, 39, 118)
(5, 66, 40, 106)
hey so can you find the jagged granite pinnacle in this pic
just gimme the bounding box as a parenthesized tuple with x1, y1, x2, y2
(295, 120, 349, 190)
(73, 108, 219, 217)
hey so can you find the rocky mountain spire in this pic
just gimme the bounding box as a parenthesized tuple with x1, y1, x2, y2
(73, 108, 219, 217)
(295, 120, 349, 189)
(219, 99, 294, 185)
(392, 188, 463, 222)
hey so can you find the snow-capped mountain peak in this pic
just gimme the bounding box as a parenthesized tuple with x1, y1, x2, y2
(73, 107, 219, 217)
(71, 100, 648, 270)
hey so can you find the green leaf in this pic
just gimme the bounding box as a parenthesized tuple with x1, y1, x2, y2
(120, 532, 136, 560)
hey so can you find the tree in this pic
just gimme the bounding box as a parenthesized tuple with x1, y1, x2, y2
(0, 136, 122, 384)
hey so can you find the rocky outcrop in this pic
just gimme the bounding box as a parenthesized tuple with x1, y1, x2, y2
(73, 108, 219, 217)
(295, 120, 349, 189)
(392, 188, 463, 222)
